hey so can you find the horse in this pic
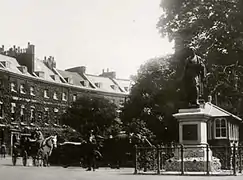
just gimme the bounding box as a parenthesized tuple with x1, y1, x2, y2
(36, 135, 57, 167)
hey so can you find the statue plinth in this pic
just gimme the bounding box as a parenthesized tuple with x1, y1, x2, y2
(165, 107, 221, 172)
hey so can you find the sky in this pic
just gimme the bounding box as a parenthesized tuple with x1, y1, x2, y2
(0, 0, 174, 79)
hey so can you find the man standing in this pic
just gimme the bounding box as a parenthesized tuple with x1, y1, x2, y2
(34, 128, 44, 148)
(86, 130, 97, 171)
(1, 143, 6, 158)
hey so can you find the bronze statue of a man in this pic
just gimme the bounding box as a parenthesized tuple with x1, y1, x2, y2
(183, 47, 206, 108)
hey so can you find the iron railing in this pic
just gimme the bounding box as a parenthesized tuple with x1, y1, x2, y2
(134, 144, 242, 176)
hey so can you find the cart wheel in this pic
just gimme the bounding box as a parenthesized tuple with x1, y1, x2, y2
(22, 151, 27, 166)
(12, 155, 17, 166)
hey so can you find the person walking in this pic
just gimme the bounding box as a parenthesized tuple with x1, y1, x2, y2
(1, 143, 6, 158)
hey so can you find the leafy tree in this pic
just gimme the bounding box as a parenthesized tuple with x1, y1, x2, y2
(62, 95, 121, 140)
(121, 56, 180, 143)
(157, 0, 243, 116)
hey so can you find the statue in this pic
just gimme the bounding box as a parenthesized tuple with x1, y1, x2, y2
(182, 47, 206, 108)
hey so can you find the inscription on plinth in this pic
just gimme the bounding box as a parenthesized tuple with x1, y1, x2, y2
(182, 124, 198, 141)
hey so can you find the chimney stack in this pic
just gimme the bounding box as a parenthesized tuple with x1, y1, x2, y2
(0, 45, 4, 54)
(66, 66, 86, 74)
(99, 69, 116, 79)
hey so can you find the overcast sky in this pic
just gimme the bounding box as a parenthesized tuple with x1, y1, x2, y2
(0, 0, 174, 79)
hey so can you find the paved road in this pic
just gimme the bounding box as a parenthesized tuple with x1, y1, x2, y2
(0, 157, 242, 180)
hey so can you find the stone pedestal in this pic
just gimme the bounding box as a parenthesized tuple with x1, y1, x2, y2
(165, 108, 221, 172)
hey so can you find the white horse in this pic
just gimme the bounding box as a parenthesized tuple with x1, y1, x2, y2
(37, 135, 57, 167)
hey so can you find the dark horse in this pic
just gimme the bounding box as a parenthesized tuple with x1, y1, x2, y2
(61, 140, 102, 170)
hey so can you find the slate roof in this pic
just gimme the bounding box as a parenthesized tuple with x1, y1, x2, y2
(0, 53, 130, 96)
(57, 69, 86, 87)
(175, 102, 242, 121)
(34, 58, 62, 83)
(0, 54, 32, 77)
(85, 74, 122, 93)
(113, 78, 131, 94)
(203, 102, 242, 121)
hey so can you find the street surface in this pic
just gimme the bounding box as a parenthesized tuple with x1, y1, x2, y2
(0, 156, 242, 180)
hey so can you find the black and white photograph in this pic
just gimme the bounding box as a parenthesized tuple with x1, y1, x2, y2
(1, 0, 243, 179)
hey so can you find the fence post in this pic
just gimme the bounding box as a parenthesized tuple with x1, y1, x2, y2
(239, 147, 242, 173)
(134, 145, 138, 174)
(233, 143, 236, 176)
(181, 144, 184, 175)
(206, 144, 209, 175)
(157, 145, 160, 174)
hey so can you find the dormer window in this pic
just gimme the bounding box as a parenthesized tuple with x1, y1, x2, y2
(53, 92, 58, 100)
(95, 82, 101, 88)
(62, 92, 67, 101)
(44, 89, 49, 98)
(10, 82, 17, 92)
(81, 80, 89, 87)
(65, 77, 73, 84)
(215, 118, 227, 139)
(124, 87, 129, 92)
(111, 85, 117, 90)
(35, 71, 45, 78)
(30, 87, 35, 96)
(1, 61, 10, 68)
(20, 84, 26, 94)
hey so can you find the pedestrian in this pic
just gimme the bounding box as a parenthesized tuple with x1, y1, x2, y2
(1, 143, 6, 158)
(86, 130, 97, 171)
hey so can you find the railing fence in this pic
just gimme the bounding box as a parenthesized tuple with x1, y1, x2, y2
(134, 144, 243, 176)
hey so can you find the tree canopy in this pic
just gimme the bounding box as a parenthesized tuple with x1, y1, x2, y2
(62, 95, 121, 140)
(121, 56, 180, 143)
(157, 0, 243, 115)
(122, 0, 243, 143)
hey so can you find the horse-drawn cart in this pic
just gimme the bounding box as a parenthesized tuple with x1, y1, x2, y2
(12, 133, 31, 166)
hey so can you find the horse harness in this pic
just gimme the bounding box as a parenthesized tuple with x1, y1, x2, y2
(40, 136, 54, 149)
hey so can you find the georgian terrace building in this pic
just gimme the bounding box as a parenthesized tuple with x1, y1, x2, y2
(0, 43, 131, 152)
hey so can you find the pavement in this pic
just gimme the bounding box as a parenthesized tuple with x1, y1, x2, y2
(0, 156, 242, 180)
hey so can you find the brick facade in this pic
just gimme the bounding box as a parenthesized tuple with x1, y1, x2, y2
(0, 43, 130, 153)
